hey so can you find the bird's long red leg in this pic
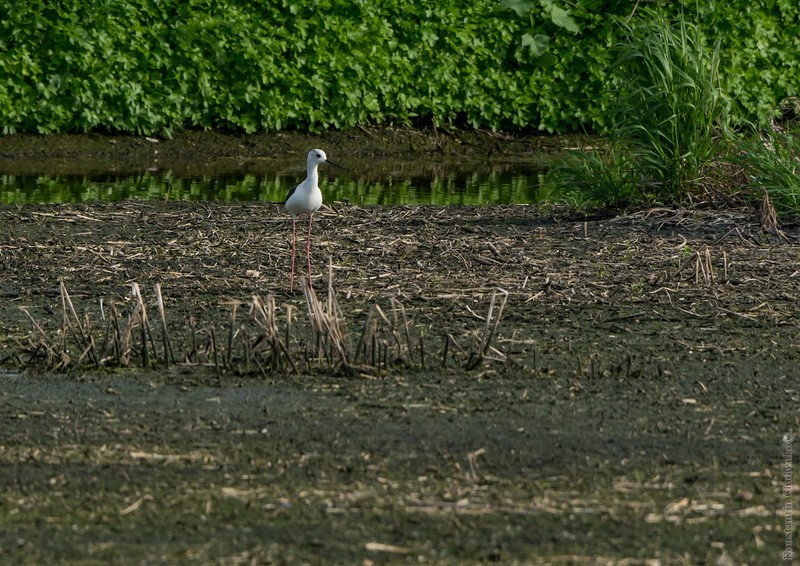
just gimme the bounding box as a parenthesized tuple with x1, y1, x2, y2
(305, 215, 314, 286)
(290, 217, 297, 292)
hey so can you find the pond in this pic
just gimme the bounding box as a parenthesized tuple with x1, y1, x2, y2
(0, 156, 549, 205)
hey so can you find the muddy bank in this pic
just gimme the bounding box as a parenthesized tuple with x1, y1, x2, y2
(0, 127, 582, 177)
(0, 127, 577, 159)
(0, 201, 797, 562)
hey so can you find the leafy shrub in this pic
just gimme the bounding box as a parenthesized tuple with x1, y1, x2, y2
(689, 0, 800, 127)
(0, 0, 797, 135)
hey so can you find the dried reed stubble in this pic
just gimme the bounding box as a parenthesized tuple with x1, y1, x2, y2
(760, 190, 789, 242)
(15, 204, 789, 376)
(350, 293, 419, 372)
(225, 301, 238, 368)
(249, 294, 296, 374)
(354, 305, 380, 365)
(694, 247, 714, 286)
(465, 288, 509, 370)
(59, 279, 97, 367)
(130, 283, 156, 368)
(303, 277, 351, 372)
(18, 306, 61, 368)
(108, 301, 125, 366)
(155, 283, 174, 365)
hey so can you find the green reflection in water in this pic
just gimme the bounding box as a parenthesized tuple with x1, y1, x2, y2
(0, 169, 546, 205)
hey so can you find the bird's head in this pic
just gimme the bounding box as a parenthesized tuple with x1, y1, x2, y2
(308, 149, 328, 166)
(307, 148, 346, 170)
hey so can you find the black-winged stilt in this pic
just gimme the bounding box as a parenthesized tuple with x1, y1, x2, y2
(284, 148, 345, 291)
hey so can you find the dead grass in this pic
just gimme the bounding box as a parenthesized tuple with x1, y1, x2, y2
(9, 270, 511, 376)
(0, 201, 798, 376)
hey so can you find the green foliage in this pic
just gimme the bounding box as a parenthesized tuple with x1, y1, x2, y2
(0, 0, 797, 135)
(545, 11, 800, 213)
(499, 0, 579, 60)
(0, 0, 529, 134)
(684, 0, 800, 127)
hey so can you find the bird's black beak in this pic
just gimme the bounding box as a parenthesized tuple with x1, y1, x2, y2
(325, 159, 347, 171)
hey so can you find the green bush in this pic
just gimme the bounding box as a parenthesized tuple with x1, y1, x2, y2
(544, 10, 800, 212)
(0, 0, 797, 135)
(690, 0, 800, 126)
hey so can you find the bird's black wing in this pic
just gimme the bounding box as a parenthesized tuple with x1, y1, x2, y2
(284, 184, 299, 204)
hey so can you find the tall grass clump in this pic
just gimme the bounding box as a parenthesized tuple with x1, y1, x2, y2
(547, 13, 729, 208)
(614, 15, 727, 195)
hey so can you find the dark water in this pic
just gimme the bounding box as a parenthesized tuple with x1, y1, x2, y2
(0, 156, 548, 205)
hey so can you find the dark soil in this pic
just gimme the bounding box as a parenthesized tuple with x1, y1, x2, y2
(0, 130, 798, 564)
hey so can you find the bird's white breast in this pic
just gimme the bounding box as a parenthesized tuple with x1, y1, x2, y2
(285, 181, 322, 216)
(306, 187, 323, 213)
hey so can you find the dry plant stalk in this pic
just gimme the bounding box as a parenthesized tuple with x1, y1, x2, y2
(465, 288, 509, 370)
(129, 283, 147, 367)
(225, 301, 239, 368)
(355, 303, 411, 368)
(59, 279, 97, 367)
(154, 283, 174, 365)
(130, 283, 157, 368)
(354, 307, 379, 364)
(11, 271, 509, 376)
(760, 190, 779, 233)
(694, 246, 714, 286)
(303, 272, 351, 372)
(391, 298, 414, 362)
(760, 190, 789, 242)
(467, 447, 486, 482)
(443, 332, 467, 368)
(249, 294, 296, 373)
(18, 306, 62, 368)
(108, 301, 128, 366)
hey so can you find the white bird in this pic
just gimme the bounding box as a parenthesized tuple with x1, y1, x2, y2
(284, 148, 345, 291)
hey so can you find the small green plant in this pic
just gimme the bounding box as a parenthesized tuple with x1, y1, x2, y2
(730, 127, 800, 212)
(544, 145, 642, 210)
